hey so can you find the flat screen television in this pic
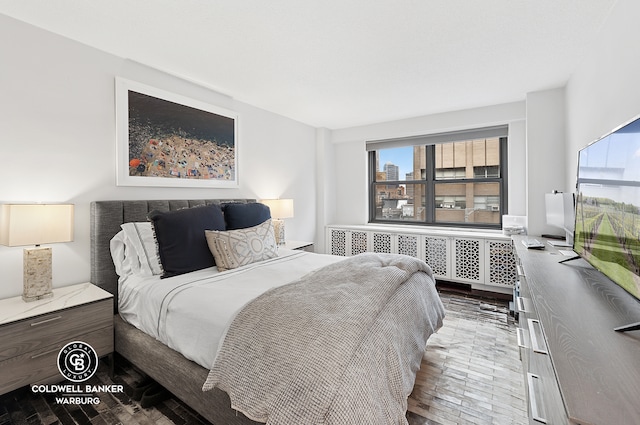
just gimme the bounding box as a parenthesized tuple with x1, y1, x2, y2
(573, 115, 640, 332)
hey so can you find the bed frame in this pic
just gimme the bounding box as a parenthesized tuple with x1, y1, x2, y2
(90, 199, 261, 425)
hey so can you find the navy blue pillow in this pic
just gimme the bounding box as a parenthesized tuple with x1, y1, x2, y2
(223, 203, 271, 230)
(149, 204, 225, 278)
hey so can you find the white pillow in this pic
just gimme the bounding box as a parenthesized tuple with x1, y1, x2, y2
(121, 222, 163, 276)
(110, 230, 134, 278)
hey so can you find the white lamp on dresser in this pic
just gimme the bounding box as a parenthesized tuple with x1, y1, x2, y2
(0, 204, 74, 302)
(260, 199, 294, 245)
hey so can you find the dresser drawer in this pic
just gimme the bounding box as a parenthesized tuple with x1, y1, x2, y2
(0, 299, 113, 362)
(527, 351, 569, 425)
(0, 326, 113, 395)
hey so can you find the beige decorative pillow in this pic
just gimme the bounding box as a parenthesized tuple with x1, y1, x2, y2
(205, 219, 278, 271)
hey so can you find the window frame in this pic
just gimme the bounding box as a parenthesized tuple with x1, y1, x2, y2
(368, 136, 509, 230)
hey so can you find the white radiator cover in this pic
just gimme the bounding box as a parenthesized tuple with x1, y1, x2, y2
(326, 225, 516, 294)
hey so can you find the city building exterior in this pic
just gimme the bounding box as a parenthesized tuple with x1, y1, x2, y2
(373, 138, 502, 226)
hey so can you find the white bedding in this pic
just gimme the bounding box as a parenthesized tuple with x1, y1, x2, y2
(118, 248, 345, 369)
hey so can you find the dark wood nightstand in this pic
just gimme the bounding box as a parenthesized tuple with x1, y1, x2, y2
(0, 283, 113, 395)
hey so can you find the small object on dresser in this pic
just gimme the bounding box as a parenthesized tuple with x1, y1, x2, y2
(521, 238, 545, 249)
(503, 215, 527, 236)
(503, 225, 526, 236)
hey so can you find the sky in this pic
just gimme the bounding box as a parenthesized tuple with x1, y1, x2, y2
(378, 146, 414, 180)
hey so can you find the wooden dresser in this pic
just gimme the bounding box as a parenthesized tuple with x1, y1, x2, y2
(513, 236, 640, 425)
(0, 283, 113, 395)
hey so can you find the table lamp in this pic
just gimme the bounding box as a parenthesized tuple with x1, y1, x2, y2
(0, 204, 74, 301)
(260, 199, 294, 245)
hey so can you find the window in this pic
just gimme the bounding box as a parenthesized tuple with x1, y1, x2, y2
(367, 126, 508, 229)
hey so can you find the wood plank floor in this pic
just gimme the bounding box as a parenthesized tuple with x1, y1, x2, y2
(0, 291, 527, 425)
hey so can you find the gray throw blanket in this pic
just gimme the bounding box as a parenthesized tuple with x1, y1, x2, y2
(202, 252, 445, 424)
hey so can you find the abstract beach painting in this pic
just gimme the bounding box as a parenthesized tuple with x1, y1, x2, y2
(116, 78, 238, 188)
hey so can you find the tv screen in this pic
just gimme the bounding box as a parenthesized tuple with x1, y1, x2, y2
(574, 116, 640, 308)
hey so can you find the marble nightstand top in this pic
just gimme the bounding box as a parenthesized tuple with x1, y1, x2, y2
(0, 282, 112, 325)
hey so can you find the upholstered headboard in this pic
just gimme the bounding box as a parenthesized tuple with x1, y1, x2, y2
(90, 199, 255, 311)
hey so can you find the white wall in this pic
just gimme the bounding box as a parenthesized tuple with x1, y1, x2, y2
(314, 127, 335, 254)
(507, 119, 527, 217)
(566, 0, 640, 184)
(525, 87, 567, 236)
(325, 102, 527, 227)
(0, 15, 317, 299)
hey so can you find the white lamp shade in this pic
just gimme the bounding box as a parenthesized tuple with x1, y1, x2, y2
(260, 199, 294, 219)
(0, 204, 74, 246)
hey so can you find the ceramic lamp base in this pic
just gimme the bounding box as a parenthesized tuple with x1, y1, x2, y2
(23, 247, 53, 302)
(273, 218, 286, 245)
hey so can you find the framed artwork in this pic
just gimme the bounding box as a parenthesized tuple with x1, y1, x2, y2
(115, 77, 238, 188)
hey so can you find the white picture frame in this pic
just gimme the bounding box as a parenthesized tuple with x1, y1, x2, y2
(115, 77, 238, 188)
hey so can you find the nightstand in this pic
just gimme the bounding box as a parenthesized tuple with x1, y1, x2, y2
(0, 282, 113, 395)
(284, 240, 314, 252)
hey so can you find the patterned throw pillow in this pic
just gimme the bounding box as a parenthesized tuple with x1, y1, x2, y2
(205, 219, 278, 271)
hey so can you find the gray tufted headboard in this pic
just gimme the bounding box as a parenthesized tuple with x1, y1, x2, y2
(90, 199, 255, 312)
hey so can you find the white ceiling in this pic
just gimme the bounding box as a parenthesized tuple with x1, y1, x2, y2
(0, 0, 618, 129)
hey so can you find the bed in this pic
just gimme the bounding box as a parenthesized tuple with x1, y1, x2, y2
(90, 199, 445, 425)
